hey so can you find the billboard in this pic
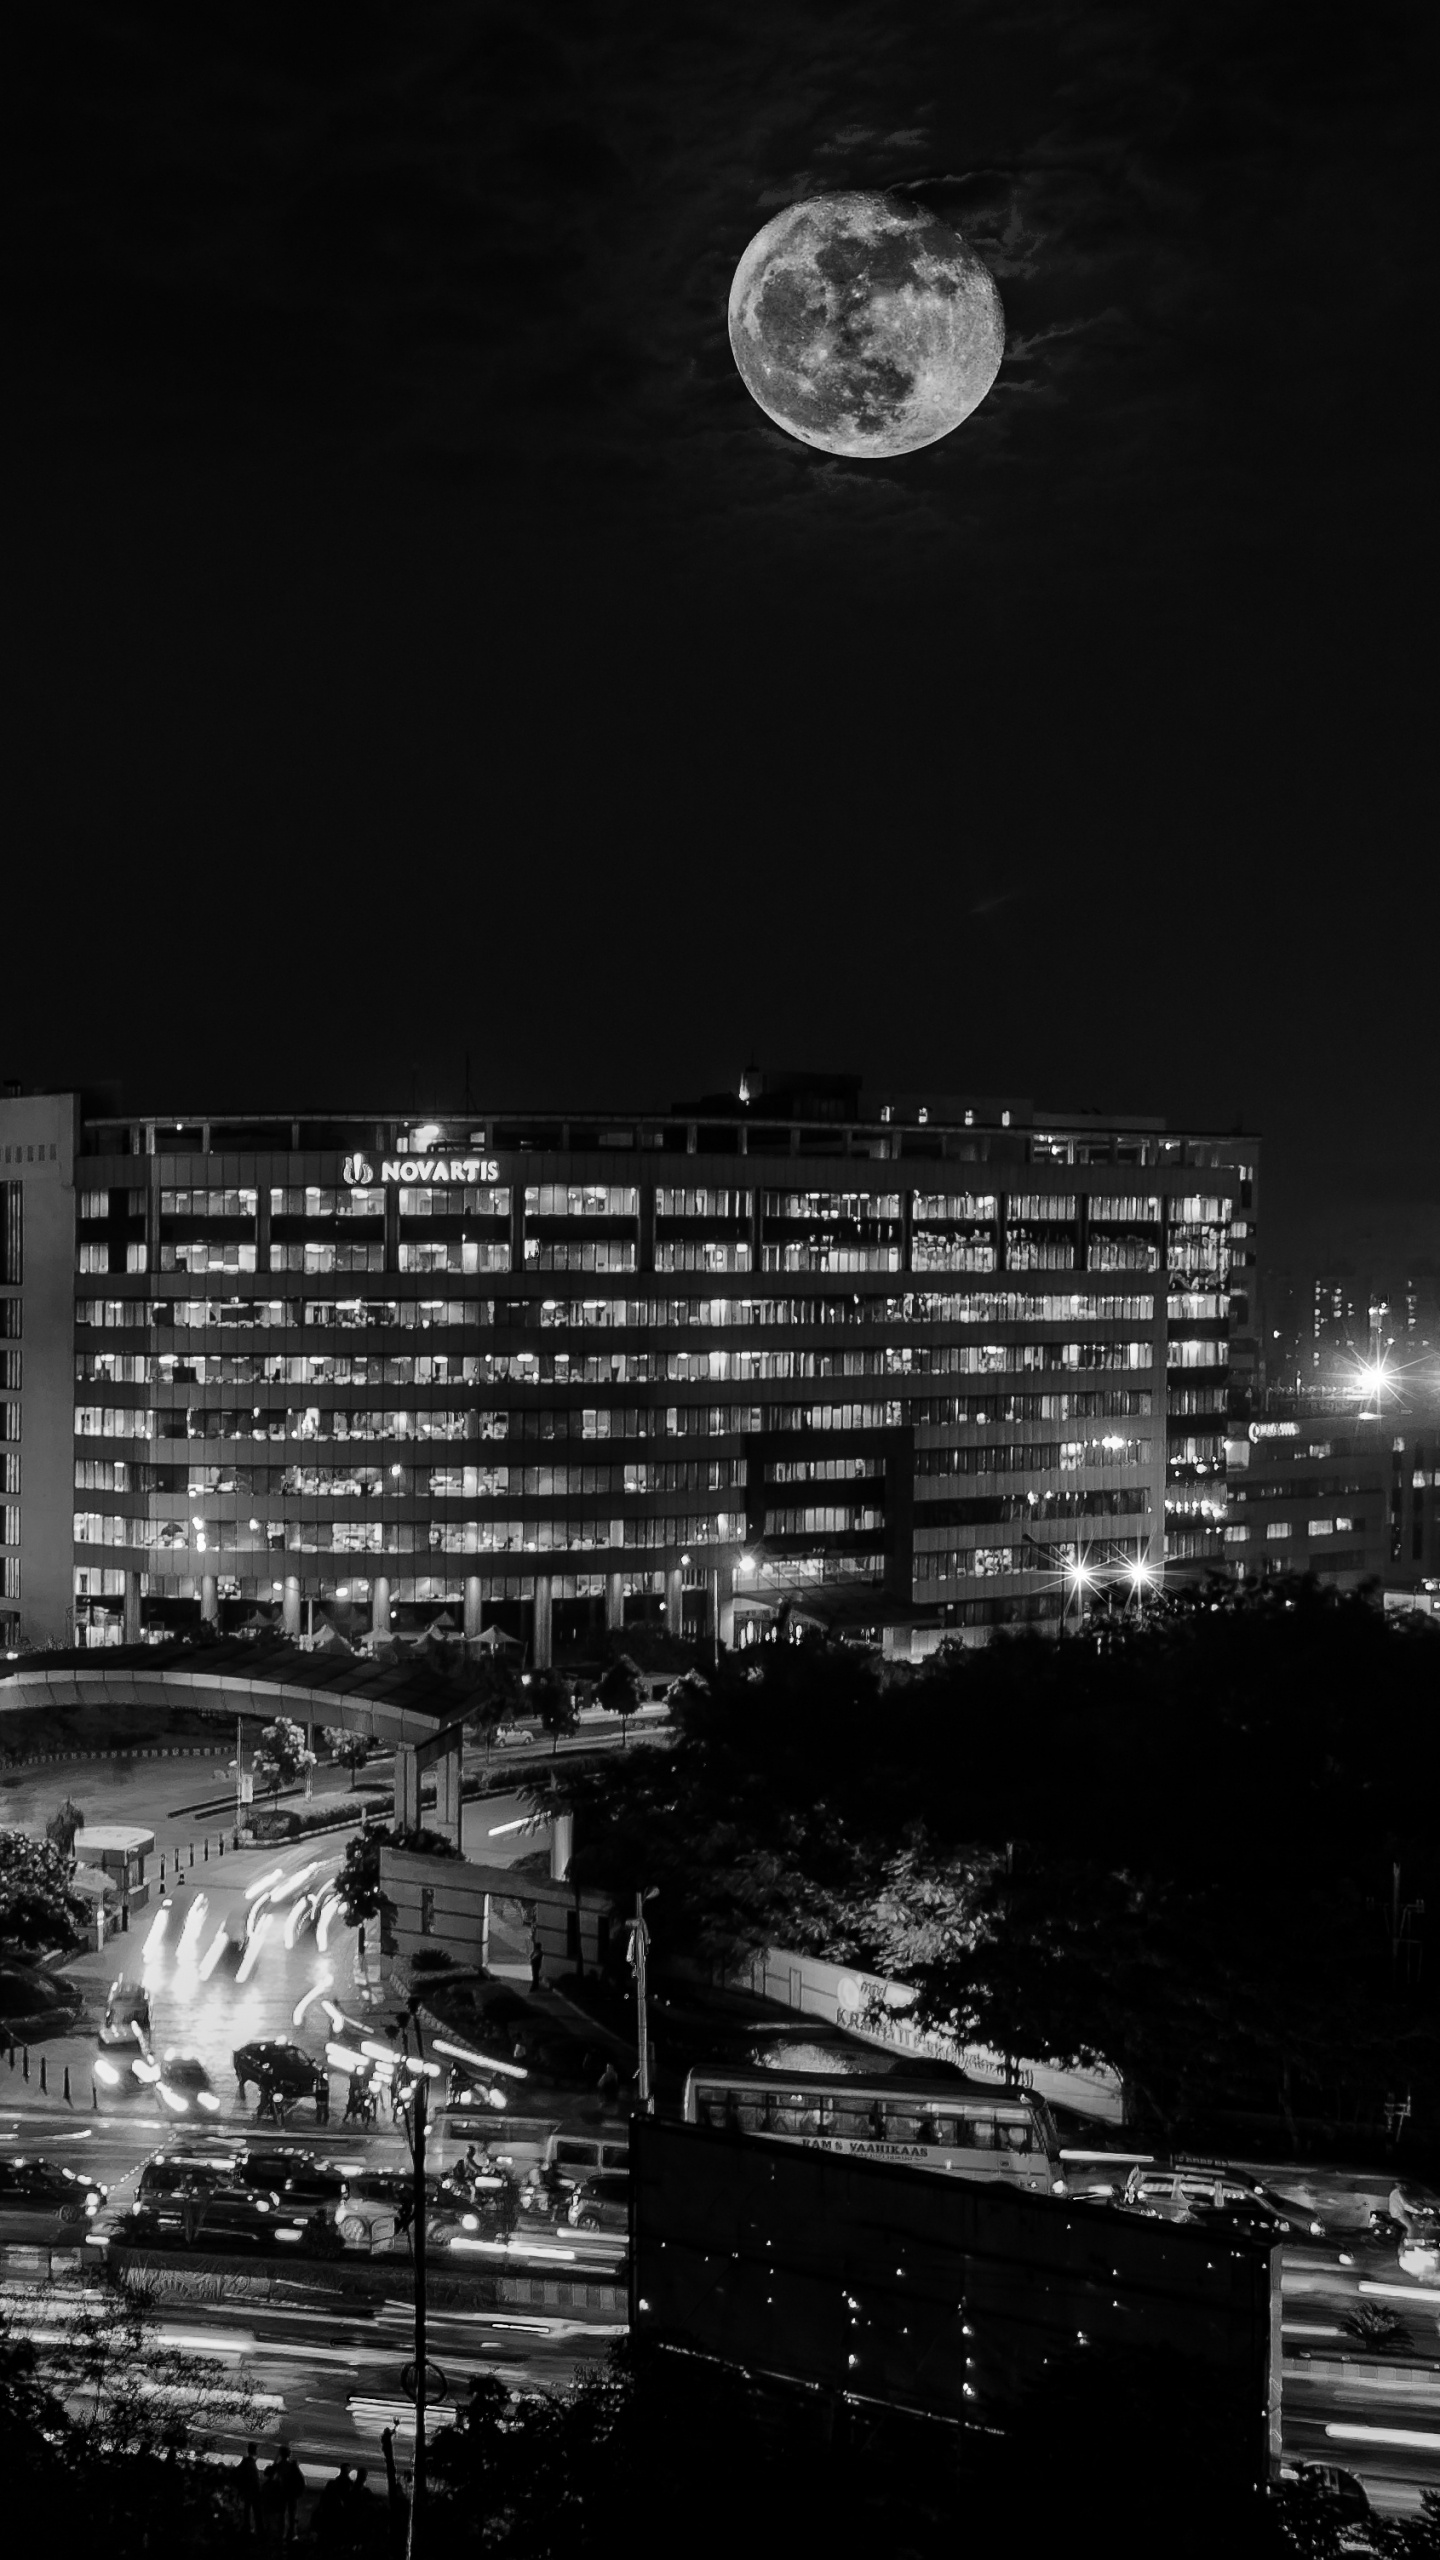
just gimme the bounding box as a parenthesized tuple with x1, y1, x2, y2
(631, 2118, 1279, 2486)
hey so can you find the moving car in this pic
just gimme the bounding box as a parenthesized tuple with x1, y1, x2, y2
(1122, 2164, 1324, 2238)
(1399, 2233, 1440, 2284)
(566, 2169, 630, 2235)
(100, 1977, 152, 2049)
(493, 1726, 534, 1748)
(0, 2156, 106, 2239)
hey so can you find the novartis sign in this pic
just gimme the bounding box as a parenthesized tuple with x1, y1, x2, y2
(343, 1154, 500, 1187)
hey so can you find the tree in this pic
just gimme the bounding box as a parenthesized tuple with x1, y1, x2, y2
(45, 1798, 87, 1860)
(596, 1653, 643, 1744)
(530, 1668, 578, 1757)
(250, 1715, 316, 1807)
(322, 1725, 371, 1790)
(335, 1821, 462, 1928)
(0, 1827, 89, 1951)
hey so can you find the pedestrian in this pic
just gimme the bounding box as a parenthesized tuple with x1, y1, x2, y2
(528, 1927, 544, 1989)
(597, 2060, 620, 2109)
(267, 2441, 304, 2544)
(235, 2441, 265, 2538)
(312, 2465, 349, 2552)
(342, 2068, 369, 2126)
(313, 2065, 331, 2127)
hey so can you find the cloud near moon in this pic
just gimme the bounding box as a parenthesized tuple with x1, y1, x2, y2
(728, 191, 1004, 459)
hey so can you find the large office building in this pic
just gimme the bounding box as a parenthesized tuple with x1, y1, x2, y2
(0, 1076, 1258, 1659)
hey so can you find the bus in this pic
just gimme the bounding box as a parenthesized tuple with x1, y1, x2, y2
(682, 2067, 1065, 2193)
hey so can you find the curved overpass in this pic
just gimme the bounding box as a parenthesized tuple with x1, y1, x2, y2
(0, 1637, 482, 1752)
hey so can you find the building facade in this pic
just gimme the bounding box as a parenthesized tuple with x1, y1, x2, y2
(0, 1082, 1259, 1658)
(1225, 1409, 1440, 1599)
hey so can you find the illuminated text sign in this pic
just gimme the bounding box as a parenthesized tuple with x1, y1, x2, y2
(342, 1154, 500, 1188)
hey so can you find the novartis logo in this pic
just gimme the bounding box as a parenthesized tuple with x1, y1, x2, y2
(343, 1153, 499, 1188)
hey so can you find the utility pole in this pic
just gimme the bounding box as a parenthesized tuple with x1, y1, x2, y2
(630, 1889, 656, 2111)
(402, 2017, 437, 2560)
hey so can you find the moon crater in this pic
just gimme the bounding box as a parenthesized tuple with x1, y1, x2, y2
(728, 191, 1004, 459)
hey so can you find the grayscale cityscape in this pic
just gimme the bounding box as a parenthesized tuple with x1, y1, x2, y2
(4, 4, 1436, 2557)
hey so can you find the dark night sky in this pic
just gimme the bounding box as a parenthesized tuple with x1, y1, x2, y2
(5, 0, 1437, 1271)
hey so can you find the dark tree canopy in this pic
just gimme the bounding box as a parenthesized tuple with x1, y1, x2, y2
(553, 1583, 1440, 2136)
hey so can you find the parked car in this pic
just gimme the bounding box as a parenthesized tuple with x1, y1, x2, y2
(493, 1726, 534, 1748)
(0, 2156, 106, 2239)
(233, 2039, 322, 2101)
(566, 2170, 629, 2235)
(100, 1977, 152, 2049)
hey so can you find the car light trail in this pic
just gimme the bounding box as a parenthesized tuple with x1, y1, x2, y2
(198, 1923, 230, 1981)
(174, 1894, 209, 1964)
(283, 1899, 309, 1951)
(244, 1868, 286, 1903)
(487, 1817, 532, 1837)
(132, 2058, 160, 2084)
(432, 2037, 528, 2081)
(235, 1911, 273, 1983)
(157, 2085, 189, 2113)
(142, 1908, 170, 1960)
(293, 1969, 334, 2027)
(268, 1861, 321, 1906)
(1327, 2425, 1440, 2452)
(93, 2059, 121, 2086)
(195, 2090, 221, 2113)
(1358, 2281, 1440, 2302)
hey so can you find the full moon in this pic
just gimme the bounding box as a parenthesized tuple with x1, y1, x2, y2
(727, 191, 1004, 459)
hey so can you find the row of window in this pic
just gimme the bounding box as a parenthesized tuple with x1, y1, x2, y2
(918, 1437, 1151, 1476)
(766, 1506, 885, 1537)
(1224, 1518, 1362, 1543)
(74, 1513, 741, 1556)
(70, 1383, 1162, 1446)
(75, 1287, 1160, 1334)
(75, 1339, 1158, 1395)
(75, 1457, 747, 1498)
(916, 1489, 1150, 1527)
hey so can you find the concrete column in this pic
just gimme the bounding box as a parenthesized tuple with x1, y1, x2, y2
(433, 1736, 462, 1845)
(463, 1575, 483, 1639)
(533, 1575, 553, 1670)
(282, 1574, 302, 1640)
(605, 1573, 625, 1632)
(371, 1573, 392, 1638)
(550, 1810, 574, 1882)
(664, 1565, 683, 1625)
(123, 1569, 142, 1647)
(716, 1563, 735, 1650)
(200, 1573, 219, 1625)
(393, 1744, 420, 1831)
